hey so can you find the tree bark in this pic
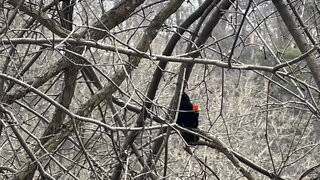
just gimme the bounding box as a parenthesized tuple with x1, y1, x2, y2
(272, 0, 320, 90)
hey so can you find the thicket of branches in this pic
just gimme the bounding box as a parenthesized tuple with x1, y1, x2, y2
(1, 0, 320, 179)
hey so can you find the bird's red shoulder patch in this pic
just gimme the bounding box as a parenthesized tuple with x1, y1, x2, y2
(192, 104, 199, 112)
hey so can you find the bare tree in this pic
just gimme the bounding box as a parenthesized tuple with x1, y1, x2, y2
(1, 0, 320, 179)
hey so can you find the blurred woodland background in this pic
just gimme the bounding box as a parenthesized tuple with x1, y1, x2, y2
(1, 0, 320, 179)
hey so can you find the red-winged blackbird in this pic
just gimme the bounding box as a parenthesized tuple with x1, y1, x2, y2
(176, 92, 199, 144)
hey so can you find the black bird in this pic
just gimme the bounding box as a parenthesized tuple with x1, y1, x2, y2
(176, 92, 199, 144)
